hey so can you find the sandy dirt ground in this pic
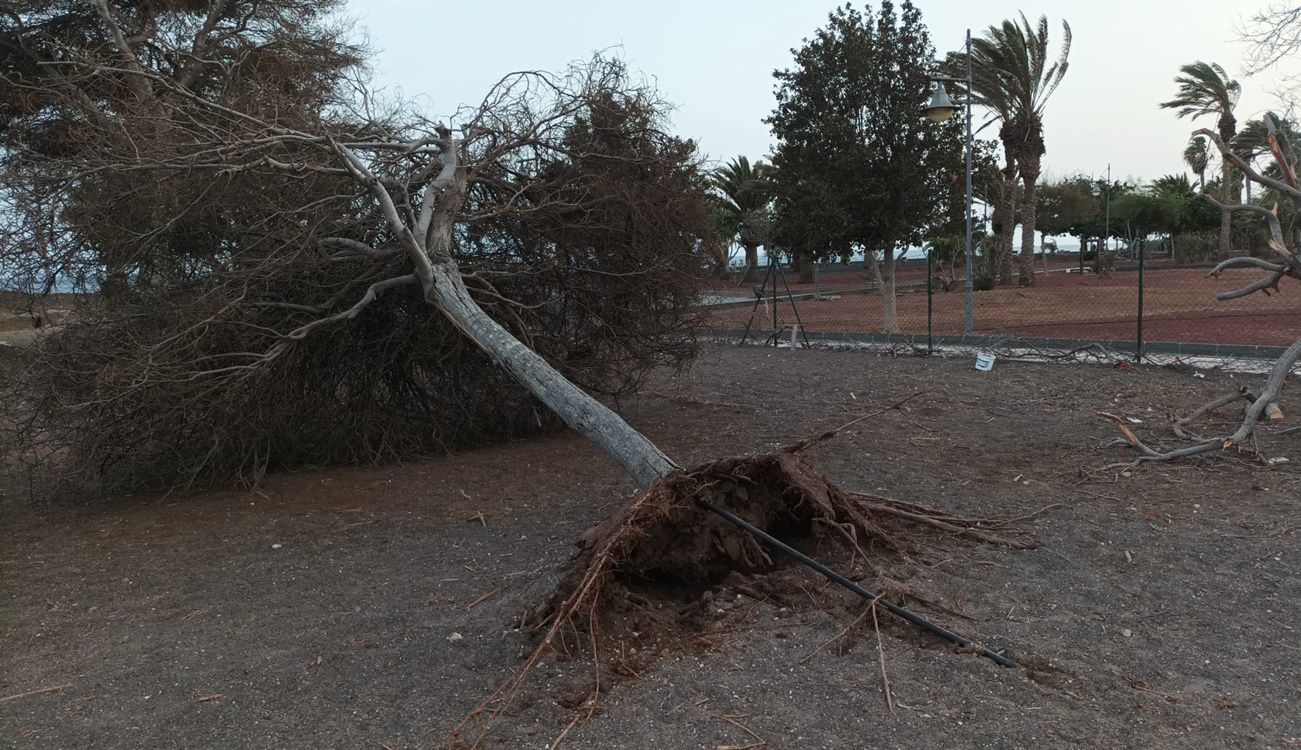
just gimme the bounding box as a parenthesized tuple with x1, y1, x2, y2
(2, 345, 1299, 749)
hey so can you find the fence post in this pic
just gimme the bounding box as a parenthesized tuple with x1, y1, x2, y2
(927, 247, 934, 355)
(1136, 243, 1145, 363)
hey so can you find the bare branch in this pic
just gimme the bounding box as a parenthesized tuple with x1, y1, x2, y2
(1196, 128, 1301, 200)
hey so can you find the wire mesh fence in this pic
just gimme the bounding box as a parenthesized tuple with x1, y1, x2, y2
(701, 252, 1301, 358)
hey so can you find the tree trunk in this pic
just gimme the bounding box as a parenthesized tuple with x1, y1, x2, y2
(744, 243, 760, 282)
(881, 248, 900, 334)
(867, 250, 884, 289)
(797, 251, 814, 283)
(1018, 175, 1039, 287)
(994, 144, 1018, 285)
(425, 261, 678, 489)
(353, 139, 679, 490)
(1219, 128, 1237, 256)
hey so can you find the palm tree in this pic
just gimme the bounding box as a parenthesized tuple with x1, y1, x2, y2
(966, 14, 1072, 287)
(1160, 62, 1242, 255)
(1183, 136, 1210, 191)
(709, 156, 772, 281)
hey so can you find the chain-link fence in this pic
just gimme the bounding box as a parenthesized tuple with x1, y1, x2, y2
(702, 253, 1300, 358)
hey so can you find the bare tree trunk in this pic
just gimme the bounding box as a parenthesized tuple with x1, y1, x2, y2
(1018, 176, 1039, 287)
(882, 248, 900, 334)
(993, 146, 1018, 285)
(427, 261, 676, 488)
(867, 250, 884, 289)
(797, 251, 814, 283)
(342, 137, 679, 490)
(1220, 157, 1236, 256)
(744, 243, 760, 282)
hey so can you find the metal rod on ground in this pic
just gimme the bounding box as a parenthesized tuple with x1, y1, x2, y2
(695, 498, 1018, 668)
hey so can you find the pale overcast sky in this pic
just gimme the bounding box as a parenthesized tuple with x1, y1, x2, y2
(352, 0, 1297, 185)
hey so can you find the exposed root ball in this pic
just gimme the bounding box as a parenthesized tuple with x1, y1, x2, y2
(453, 449, 1011, 748)
(562, 449, 891, 592)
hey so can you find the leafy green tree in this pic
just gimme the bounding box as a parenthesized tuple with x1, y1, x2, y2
(1160, 62, 1242, 253)
(1037, 178, 1098, 252)
(768, 1, 962, 332)
(958, 14, 1072, 287)
(709, 156, 773, 280)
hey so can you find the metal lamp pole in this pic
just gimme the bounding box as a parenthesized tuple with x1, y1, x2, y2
(962, 29, 973, 336)
(926, 32, 975, 336)
(1104, 163, 1112, 255)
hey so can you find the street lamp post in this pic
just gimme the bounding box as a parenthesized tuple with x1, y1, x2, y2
(923, 30, 974, 336)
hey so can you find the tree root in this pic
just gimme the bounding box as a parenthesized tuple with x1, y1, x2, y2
(449, 449, 1035, 748)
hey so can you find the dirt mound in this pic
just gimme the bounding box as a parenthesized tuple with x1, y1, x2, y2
(451, 448, 1032, 748)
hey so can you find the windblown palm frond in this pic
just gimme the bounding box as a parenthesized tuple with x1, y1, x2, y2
(964, 13, 1072, 123)
(1183, 136, 1210, 176)
(1160, 62, 1241, 122)
(709, 156, 771, 220)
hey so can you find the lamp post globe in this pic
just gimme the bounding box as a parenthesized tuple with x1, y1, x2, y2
(923, 82, 957, 123)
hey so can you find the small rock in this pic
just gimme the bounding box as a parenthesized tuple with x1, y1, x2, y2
(1121, 628, 1133, 638)
(271, 543, 283, 550)
(447, 632, 464, 643)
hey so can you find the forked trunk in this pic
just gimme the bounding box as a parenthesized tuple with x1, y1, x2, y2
(867, 250, 884, 289)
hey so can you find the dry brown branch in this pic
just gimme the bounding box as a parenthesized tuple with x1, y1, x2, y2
(1101, 124, 1301, 466)
(1100, 336, 1301, 466)
(711, 713, 767, 750)
(0, 684, 71, 704)
(1172, 388, 1252, 440)
(870, 602, 896, 714)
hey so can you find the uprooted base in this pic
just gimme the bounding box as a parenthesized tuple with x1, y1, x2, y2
(451, 449, 1029, 747)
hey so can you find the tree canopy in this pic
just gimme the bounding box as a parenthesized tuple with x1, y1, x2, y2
(1, 3, 712, 493)
(766, 1, 963, 265)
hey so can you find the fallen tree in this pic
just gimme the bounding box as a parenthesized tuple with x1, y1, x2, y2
(1102, 114, 1301, 465)
(2, 14, 708, 488)
(3, 8, 1029, 746)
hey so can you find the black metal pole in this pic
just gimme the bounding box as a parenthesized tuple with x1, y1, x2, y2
(696, 498, 1017, 668)
(770, 256, 779, 346)
(1136, 240, 1145, 363)
(927, 247, 934, 354)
